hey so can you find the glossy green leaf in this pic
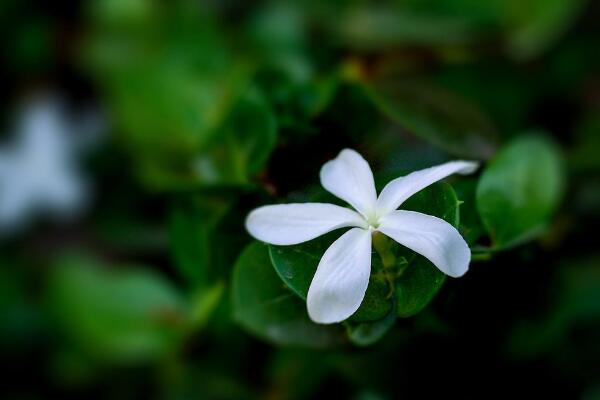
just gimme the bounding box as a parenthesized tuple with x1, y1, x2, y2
(48, 256, 186, 364)
(476, 134, 565, 248)
(402, 181, 460, 227)
(395, 256, 446, 318)
(232, 242, 344, 348)
(363, 78, 498, 159)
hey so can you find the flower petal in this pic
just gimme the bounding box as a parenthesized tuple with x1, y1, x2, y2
(378, 210, 470, 277)
(320, 149, 377, 218)
(307, 227, 372, 324)
(246, 203, 367, 245)
(376, 161, 478, 216)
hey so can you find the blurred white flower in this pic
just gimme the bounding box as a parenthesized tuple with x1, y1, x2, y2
(246, 149, 478, 324)
(0, 95, 102, 235)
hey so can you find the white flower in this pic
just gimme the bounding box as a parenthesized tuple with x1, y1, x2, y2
(0, 95, 98, 234)
(245, 149, 478, 324)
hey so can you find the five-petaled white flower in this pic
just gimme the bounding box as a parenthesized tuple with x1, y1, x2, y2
(246, 149, 478, 324)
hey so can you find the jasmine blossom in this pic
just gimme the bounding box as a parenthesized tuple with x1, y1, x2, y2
(246, 149, 477, 324)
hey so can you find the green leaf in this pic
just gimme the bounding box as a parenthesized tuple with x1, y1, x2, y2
(506, 0, 587, 60)
(87, 14, 250, 155)
(169, 193, 249, 288)
(192, 88, 277, 185)
(335, 6, 474, 49)
(48, 256, 186, 364)
(453, 178, 486, 245)
(185, 282, 226, 334)
(395, 256, 446, 318)
(269, 233, 392, 323)
(476, 134, 565, 248)
(363, 78, 498, 159)
(232, 242, 343, 348)
(401, 181, 460, 227)
(346, 304, 397, 346)
(85, 7, 280, 190)
(169, 195, 232, 286)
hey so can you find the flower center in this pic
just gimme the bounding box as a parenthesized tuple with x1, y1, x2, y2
(366, 214, 380, 229)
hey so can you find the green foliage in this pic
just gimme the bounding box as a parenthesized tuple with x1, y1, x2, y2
(169, 194, 250, 288)
(363, 77, 498, 159)
(191, 89, 277, 186)
(506, 258, 600, 359)
(395, 256, 446, 318)
(232, 242, 344, 348)
(85, 3, 277, 190)
(346, 305, 397, 347)
(2, 0, 594, 396)
(331, 0, 585, 59)
(476, 134, 565, 248)
(47, 256, 186, 363)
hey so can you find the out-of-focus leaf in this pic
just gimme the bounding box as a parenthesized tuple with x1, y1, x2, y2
(335, 6, 474, 49)
(476, 134, 565, 248)
(169, 193, 249, 288)
(258, 69, 339, 131)
(169, 196, 232, 286)
(506, 0, 587, 60)
(130, 88, 276, 190)
(48, 256, 186, 364)
(331, 0, 584, 60)
(506, 258, 600, 358)
(86, 12, 250, 153)
(191, 88, 277, 186)
(571, 112, 600, 173)
(84, 5, 281, 190)
(232, 242, 344, 348)
(248, 2, 311, 83)
(363, 78, 497, 159)
(188, 282, 225, 331)
(431, 64, 537, 135)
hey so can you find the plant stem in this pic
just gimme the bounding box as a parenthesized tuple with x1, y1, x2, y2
(372, 232, 396, 269)
(372, 232, 398, 298)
